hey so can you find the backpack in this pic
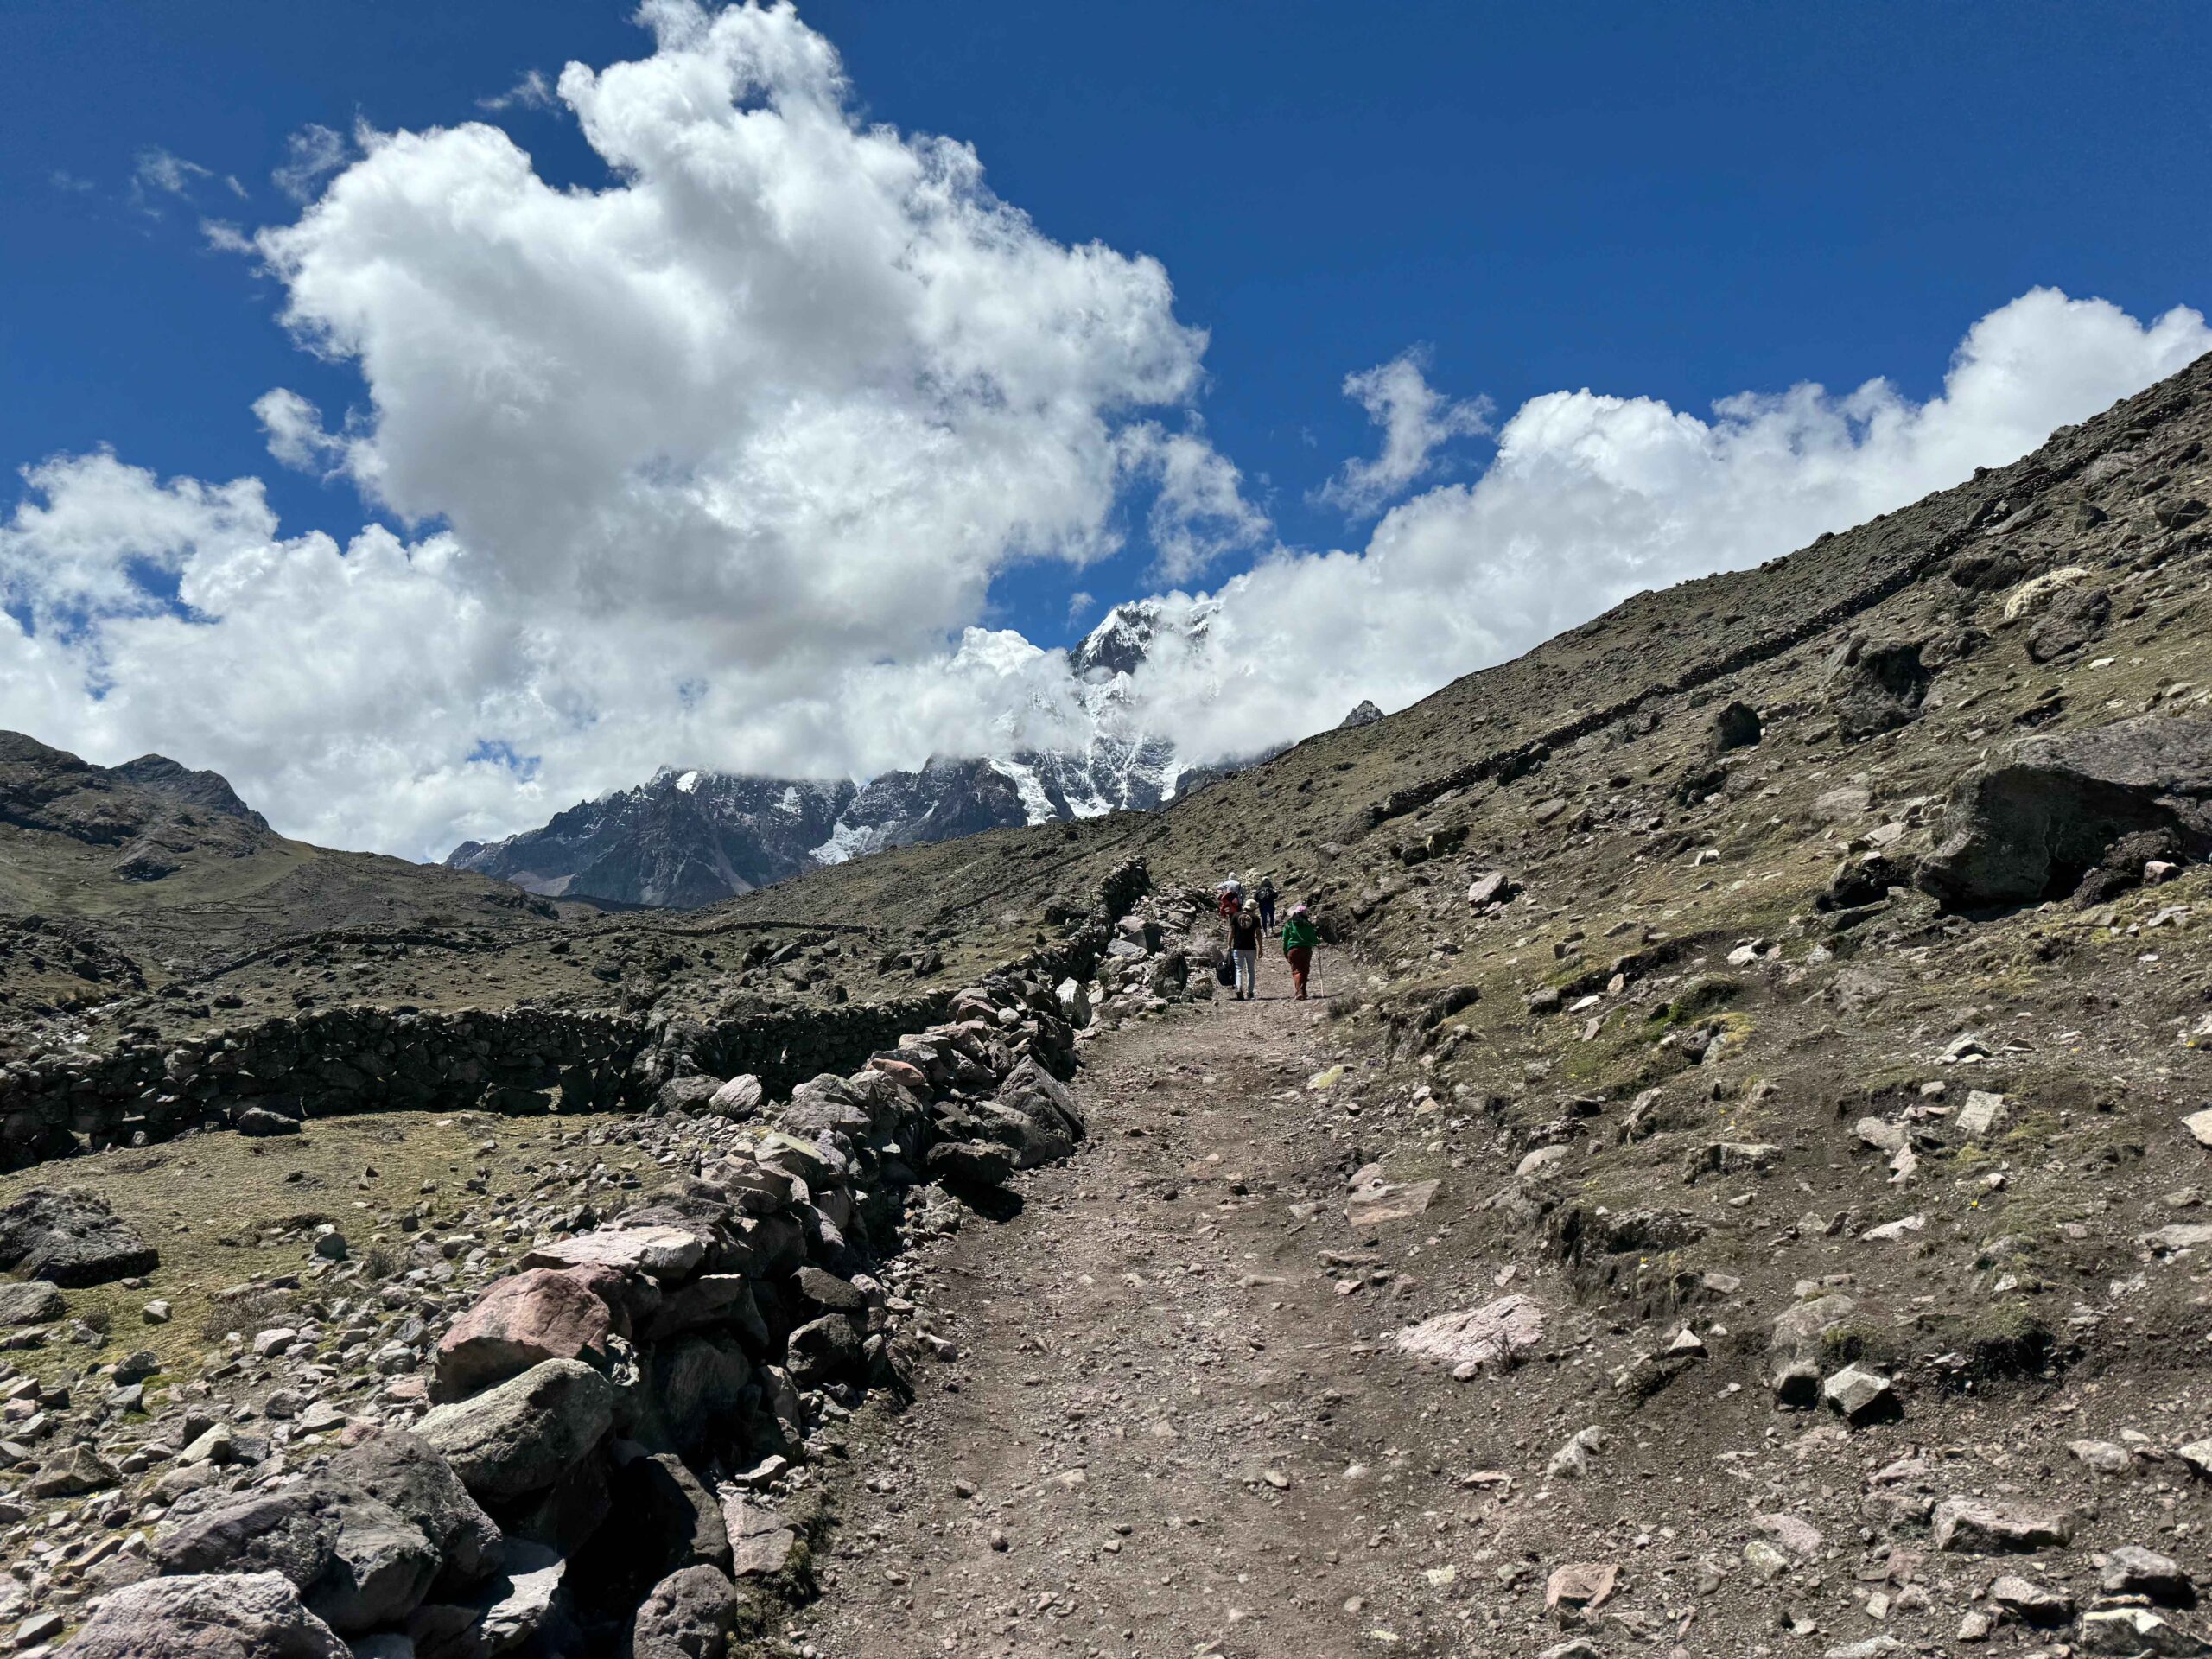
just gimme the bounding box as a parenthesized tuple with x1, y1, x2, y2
(1214, 955, 1236, 987)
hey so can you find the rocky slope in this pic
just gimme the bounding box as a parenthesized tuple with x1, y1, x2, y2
(0, 736, 560, 1033)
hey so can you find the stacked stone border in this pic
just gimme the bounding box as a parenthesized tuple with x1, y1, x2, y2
(0, 854, 1151, 1176)
(50, 860, 1150, 1656)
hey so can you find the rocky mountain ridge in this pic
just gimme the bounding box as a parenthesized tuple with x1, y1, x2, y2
(446, 599, 1343, 908)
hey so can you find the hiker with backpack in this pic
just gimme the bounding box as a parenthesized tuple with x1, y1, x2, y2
(1228, 899, 1265, 1001)
(1281, 902, 1319, 1001)
(1255, 875, 1278, 931)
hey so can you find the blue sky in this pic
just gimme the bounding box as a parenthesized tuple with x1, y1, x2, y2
(1, 1, 2207, 855)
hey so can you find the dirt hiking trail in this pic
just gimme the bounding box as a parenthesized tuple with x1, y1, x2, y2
(786, 977, 1497, 1658)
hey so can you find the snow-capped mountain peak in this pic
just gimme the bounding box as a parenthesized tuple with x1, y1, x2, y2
(447, 595, 1243, 907)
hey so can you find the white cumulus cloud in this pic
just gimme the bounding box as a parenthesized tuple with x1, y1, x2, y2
(478, 69, 556, 112)
(1, 0, 1239, 856)
(271, 124, 353, 202)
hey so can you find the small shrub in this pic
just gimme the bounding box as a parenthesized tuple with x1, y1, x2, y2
(199, 1287, 294, 1344)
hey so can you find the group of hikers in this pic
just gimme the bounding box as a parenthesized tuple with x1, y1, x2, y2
(1213, 874, 1319, 1001)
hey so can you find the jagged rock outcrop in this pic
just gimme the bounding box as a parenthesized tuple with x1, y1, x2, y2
(1918, 711, 2212, 910)
(0, 732, 274, 881)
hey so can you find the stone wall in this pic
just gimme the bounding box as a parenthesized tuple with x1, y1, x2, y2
(52, 861, 1152, 1656)
(0, 864, 1135, 1174)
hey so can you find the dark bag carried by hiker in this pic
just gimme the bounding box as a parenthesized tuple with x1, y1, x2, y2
(1214, 955, 1236, 987)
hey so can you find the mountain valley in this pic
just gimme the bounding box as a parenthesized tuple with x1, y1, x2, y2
(2, 356, 2211, 1656)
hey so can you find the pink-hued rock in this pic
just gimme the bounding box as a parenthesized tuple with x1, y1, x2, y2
(435, 1268, 618, 1402)
(521, 1226, 705, 1281)
(865, 1057, 930, 1096)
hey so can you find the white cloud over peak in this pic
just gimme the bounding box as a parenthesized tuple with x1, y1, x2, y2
(1315, 346, 1493, 518)
(1, 2, 2204, 867)
(0, 1, 1241, 855)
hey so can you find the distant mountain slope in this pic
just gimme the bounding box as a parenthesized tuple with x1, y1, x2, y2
(0, 733, 556, 1016)
(447, 771, 858, 908)
(0, 733, 274, 878)
(444, 587, 1389, 909)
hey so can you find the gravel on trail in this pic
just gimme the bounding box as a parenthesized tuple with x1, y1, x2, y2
(786, 988, 1471, 1659)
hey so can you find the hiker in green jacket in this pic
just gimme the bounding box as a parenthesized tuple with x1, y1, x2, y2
(1281, 903, 1319, 1001)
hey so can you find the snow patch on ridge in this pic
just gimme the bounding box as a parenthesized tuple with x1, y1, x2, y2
(810, 817, 891, 867)
(992, 759, 1059, 826)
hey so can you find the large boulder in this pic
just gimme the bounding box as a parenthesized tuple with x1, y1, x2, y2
(784, 1313, 862, 1389)
(1391, 1294, 1545, 1378)
(653, 1075, 726, 1116)
(1918, 712, 2212, 910)
(65, 1571, 349, 1659)
(1824, 636, 1931, 741)
(996, 1056, 1086, 1146)
(152, 1479, 442, 1636)
(1711, 700, 1763, 752)
(2026, 583, 2111, 663)
(924, 1140, 1016, 1188)
(774, 1075, 876, 1144)
(631, 1564, 738, 1659)
(643, 1332, 752, 1456)
(328, 1430, 502, 1592)
(152, 1488, 339, 1592)
(1766, 1294, 1859, 1408)
(2078, 1607, 2211, 1656)
(416, 1358, 615, 1503)
(0, 1188, 157, 1286)
(938, 1100, 1072, 1172)
(641, 1274, 769, 1350)
(520, 1227, 705, 1282)
(1932, 1496, 2076, 1553)
(706, 1074, 765, 1119)
(405, 1541, 569, 1659)
(298, 1492, 442, 1636)
(0, 1279, 63, 1325)
(30, 1442, 120, 1497)
(433, 1268, 620, 1402)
